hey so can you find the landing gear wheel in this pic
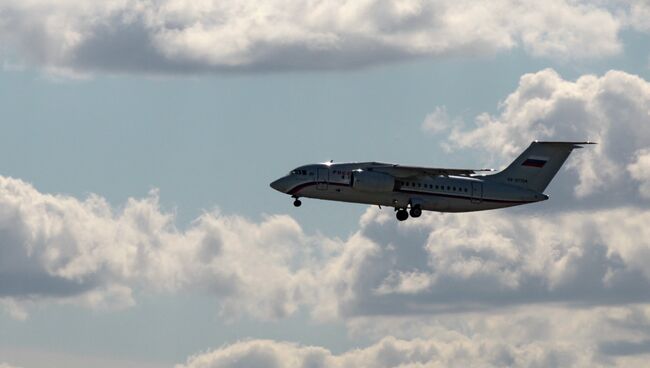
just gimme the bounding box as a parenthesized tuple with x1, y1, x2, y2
(293, 199, 302, 207)
(409, 205, 422, 218)
(396, 209, 409, 221)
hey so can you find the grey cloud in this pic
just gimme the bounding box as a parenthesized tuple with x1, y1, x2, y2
(314, 207, 650, 320)
(0, 0, 635, 75)
(600, 339, 650, 357)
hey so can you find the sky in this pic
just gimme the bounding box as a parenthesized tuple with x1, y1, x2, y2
(1, 1, 650, 367)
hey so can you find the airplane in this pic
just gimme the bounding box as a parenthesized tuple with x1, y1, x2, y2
(270, 141, 595, 221)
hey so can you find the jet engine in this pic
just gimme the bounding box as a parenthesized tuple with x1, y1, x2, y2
(352, 170, 394, 192)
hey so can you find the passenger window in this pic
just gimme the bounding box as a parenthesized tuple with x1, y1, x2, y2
(447, 186, 450, 190)
(435, 185, 439, 189)
(453, 187, 456, 191)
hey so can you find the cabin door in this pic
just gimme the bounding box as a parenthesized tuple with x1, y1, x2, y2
(471, 182, 483, 204)
(317, 168, 329, 190)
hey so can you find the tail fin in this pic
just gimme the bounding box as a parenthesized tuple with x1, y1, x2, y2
(487, 141, 595, 192)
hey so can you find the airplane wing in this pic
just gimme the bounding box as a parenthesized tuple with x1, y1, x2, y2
(368, 164, 495, 178)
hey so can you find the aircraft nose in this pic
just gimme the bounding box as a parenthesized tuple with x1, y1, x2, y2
(270, 177, 290, 193)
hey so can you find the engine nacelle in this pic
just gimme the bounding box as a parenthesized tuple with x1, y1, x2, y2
(352, 170, 395, 192)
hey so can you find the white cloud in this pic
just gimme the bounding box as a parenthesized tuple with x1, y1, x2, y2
(178, 304, 650, 367)
(0, 0, 636, 75)
(421, 106, 458, 134)
(442, 68, 650, 198)
(624, 3, 650, 33)
(628, 149, 650, 199)
(175, 332, 602, 368)
(4, 145, 650, 324)
(0, 175, 316, 320)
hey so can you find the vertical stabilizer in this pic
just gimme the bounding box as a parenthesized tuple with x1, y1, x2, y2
(486, 141, 595, 192)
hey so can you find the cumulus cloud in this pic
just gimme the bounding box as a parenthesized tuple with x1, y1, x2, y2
(177, 304, 650, 367)
(628, 149, 650, 199)
(176, 336, 590, 368)
(0, 176, 318, 320)
(0, 0, 636, 75)
(309, 207, 650, 321)
(6, 173, 650, 329)
(439, 68, 650, 199)
(3, 68, 650, 324)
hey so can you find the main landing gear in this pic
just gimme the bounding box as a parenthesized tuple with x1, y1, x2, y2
(395, 204, 422, 221)
(396, 208, 408, 221)
(292, 197, 302, 207)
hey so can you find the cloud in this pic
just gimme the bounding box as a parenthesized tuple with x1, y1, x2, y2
(0, 175, 317, 320)
(3, 68, 650, 326)
(624, 3, 650, 33)
(421, 106, 459, 134)
(440, 68, 650, 200)
(309, 207, 650, 321)
(628, 149, 650, 199)
(0, 0, 637, 75)
(178, 304, 650, 367)
(176, 336, 591, 368)
(7, 174, 650, 326)
(3, 67, 650, 364)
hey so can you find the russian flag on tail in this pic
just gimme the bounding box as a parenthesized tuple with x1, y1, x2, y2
(522, 156, 548, 168)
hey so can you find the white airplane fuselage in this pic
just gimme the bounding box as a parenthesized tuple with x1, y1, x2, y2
(270, 162, 547, 213)
(270, 141, 593, 220)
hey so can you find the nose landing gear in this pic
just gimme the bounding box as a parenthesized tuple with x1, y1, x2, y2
(293, 198, 302, 207)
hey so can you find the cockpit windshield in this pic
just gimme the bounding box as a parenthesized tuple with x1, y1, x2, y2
(291, 169, 308, 175)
